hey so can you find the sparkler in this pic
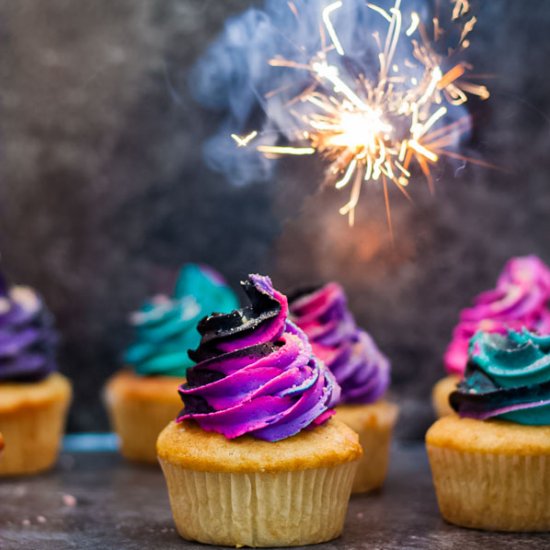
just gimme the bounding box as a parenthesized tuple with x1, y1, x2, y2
(230, 0, 489, 227)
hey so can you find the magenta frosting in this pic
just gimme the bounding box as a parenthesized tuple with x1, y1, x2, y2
(289, 283, 390, 405)
(444, 255, 550, 376)
(177, 274, 340, 442)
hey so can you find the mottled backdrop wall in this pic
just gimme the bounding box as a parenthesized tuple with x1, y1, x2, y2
(0, 0, 549, 437)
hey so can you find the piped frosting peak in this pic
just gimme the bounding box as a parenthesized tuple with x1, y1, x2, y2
(177, 274, 340, 442)
(124, 264, 238, 377)
(0, 273, 58, 382)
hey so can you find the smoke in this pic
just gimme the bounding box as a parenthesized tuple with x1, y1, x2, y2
(190, 0, 472, 186)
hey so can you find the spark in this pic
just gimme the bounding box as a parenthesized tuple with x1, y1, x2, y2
(235, 0, 489, 225)
(256, 145, 315, 156)
(322, 1, 345, 56)
(231, 131, 258, 147)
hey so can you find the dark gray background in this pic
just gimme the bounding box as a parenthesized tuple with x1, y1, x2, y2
(0, 0, 548, 437)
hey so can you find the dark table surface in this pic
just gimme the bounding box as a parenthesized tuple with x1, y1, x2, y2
(1, 442, 549, 550)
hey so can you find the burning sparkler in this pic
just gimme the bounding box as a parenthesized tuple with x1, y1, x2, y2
(193, 0, 489, 227)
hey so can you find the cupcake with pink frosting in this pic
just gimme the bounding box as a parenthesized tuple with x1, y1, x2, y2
(157, 274, 362, 547)
(433, 255, 550, 417)
(289, 282, 398, 494)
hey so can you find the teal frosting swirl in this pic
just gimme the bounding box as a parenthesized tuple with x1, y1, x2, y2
(450, 329, 550, 425)
(124, 264, 239, 377)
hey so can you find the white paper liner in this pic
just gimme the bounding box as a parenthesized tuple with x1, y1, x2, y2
(159, 460, 357, 547)
(427, 445, 550, 531)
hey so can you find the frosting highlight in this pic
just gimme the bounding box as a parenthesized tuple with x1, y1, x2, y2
(444, 255, 550, 376)
(0, 274, 58, 382)
(450, 329, 550, 425)
(124, 264, 239, 377)
(178, 274, 340, 442)
(289, 283, 390, 405)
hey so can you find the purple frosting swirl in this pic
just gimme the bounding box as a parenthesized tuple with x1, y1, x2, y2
(289, 283, 390, 405)
(177, 274, 340, 442)
(444, 255, 550, 376)
(0, 274, 58, 382)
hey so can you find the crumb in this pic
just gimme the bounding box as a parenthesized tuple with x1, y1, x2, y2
(22, 519, 31, 527)
(356, 512, 364, 519)
(62, 494, 77, 507)
(36, 516, 46, 524)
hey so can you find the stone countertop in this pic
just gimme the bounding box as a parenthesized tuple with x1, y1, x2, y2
(0, 443, 548, 549)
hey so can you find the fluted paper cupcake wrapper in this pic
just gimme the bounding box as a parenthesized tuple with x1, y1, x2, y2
(427, 445, 550, 531)
(159, 460, 358, 547)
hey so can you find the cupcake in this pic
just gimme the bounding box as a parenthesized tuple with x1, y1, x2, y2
(427, 329, 550, 531)
(433, 255, 550, 417)
(0, 274, 71, 476)
(157, 274, 362, 547)
(105, 264, 238, 463)
(289, 283, 397, 494)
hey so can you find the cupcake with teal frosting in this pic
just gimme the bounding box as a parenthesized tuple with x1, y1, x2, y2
(427, 329, 550, 531)
(105, 264, 238, 463)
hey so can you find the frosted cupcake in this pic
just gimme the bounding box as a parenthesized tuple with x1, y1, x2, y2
(427, 329, 550, 531)
(433, 255, 550, 417)
(0, 274, 71, 476)
(289, 283, 397, 493)
(105, 264, 238, 463)
(157, 274, 362, 547)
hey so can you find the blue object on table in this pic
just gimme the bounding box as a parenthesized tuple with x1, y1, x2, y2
(63, 433, 120, 453)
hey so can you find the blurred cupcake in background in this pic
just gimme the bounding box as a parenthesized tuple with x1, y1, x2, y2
(289, 282, 398, 494)
(433, 255, 550, 417)
(157, 274, 361, 547)
(0, 272, 72, 476)
(427, 329, 550, 531)
(104, 264, 238, 463)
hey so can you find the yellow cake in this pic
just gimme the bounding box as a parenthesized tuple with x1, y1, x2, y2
(158, 419, 362, 547)
(0, 373, 72, 476)
(104, 369, 185, 463)
(336, 400, 399, 493)
(431, 375, 460, 418)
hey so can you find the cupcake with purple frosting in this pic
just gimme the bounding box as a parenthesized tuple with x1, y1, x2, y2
(157, 274, 362, 547)
(433, 255, 550, 417)
(0, 273, 71, 476)
(289, 282, 398, 493)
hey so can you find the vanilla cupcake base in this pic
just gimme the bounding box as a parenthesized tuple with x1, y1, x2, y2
(104, 369, 185, 463)
(157, 419, 361, 547)
(336, 400, 399, 494)
(427, 416, 550, 531)
(432, 375, 460, 418)
(0, 373, 72, 476)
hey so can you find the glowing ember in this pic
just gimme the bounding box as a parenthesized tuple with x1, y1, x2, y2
(232, 0, 489, 226)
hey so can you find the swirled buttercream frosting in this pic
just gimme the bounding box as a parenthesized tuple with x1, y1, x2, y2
(0, 274, 58, 382)
(450, 329, 550, 425)
(177, 274, 341, 442)
(289, 283, 390, 405)
(124, 264, 239, 377)
(444, 255, 550, 376)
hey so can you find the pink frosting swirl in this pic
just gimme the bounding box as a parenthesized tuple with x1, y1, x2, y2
(445, 255, 550, 376)
(289, 283, 390, 405)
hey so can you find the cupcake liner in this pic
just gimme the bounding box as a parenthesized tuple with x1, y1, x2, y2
(0, 374, 71, 476)
(427, 445, 550, 531)
(431, 375, 460, 418)
(336, 401, 398, 493)
(159, 460, 357, 547)
(104, 372, 184, 463)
